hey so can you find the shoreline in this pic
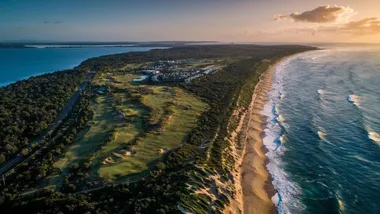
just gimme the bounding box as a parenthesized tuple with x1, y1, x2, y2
(241, 60, 277, 214)
(234, 56, 293, 214)
(0, 46, 164, 88)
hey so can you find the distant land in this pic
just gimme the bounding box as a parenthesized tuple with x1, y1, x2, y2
(0, 41, 220, 49)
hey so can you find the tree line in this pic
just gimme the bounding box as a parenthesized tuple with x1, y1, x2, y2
(0, 70, 85, 164)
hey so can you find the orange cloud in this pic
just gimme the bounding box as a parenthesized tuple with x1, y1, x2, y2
(252, 17, 380, 42)
(275, 5, 354, 23)
(340, 17, 380, 34)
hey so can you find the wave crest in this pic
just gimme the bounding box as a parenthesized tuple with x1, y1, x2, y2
(368, 132, 380, 146)
(347, 95, 360, 106)
(261, 54, 306, 213)
(318, 131, 327, 139)
(351, 155, 372, 163)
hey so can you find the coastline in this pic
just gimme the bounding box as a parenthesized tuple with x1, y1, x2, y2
(0, 46, 163, 87)
(224, 48, 380, 214)
(241, 59, 278, 214)
(228, 56, 293, 214)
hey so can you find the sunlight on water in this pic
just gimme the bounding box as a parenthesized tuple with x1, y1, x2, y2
(263, 47, 380, 214)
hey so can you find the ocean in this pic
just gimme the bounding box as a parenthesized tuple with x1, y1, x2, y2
(263, 47, 380, 214)
(0, 46, 160, 86)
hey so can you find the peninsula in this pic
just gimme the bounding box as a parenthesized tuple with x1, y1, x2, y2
(0, 45, 316, 213)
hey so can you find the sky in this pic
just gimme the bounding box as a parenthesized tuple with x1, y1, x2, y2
(0, 0, 379, 43)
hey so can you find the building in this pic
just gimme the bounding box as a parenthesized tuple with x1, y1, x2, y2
(141, 70, 160, 75)
(133, 75, 149, 82)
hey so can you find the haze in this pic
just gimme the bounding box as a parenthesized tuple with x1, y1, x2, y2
(1, 0, 379, 43)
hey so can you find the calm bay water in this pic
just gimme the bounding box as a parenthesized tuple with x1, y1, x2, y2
(0, 46, 159, 86)
(263, 47, 380, 214)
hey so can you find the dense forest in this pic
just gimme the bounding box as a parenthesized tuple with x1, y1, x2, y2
(79, 45, 312, 70)
(0, 44, 30, 49)
(0, 70, 85, 164)
(0, 45, 317, 213)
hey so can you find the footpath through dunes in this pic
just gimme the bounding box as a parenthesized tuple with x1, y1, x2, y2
(239, 61, 278, 214)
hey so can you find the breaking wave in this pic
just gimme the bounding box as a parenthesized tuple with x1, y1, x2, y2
(261, 54, 307, 213)
(318, 131, 327, 140)
(347, 94, 361, 106)
(351, 155, 372, 163)
(263, 47, 380, 213)
(368, 132, 380, 146)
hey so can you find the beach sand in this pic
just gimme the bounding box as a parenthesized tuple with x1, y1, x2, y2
(224, 57, 289, 214)
(240, 61, 277, 214)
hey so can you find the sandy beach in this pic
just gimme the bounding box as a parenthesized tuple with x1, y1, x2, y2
(227, 57, 290, 214)
(241, 60, 277, 214)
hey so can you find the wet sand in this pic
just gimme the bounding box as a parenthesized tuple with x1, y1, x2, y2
(240, 59, 288, 214)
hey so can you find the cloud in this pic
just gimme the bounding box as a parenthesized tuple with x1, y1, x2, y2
(252, 17, 380, 41)
(43, 21, 64, 24)
(340, 17, 380, 34)
(284, 17, 380, 36)
(274, 5, 355, 23)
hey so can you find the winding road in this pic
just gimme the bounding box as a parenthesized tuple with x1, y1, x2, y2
(0, 72, 95, 177)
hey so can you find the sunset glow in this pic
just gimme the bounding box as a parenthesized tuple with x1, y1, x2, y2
(0, 0, 379, 43)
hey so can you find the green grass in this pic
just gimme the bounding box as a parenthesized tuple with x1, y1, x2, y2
(89, 95, 148, 180)
(112, 74, 141, 88)
(54, 71, 208, 182)
(21, 174, 64, 196)
(214, 57, 247, 66)
(119, 63, 144, 71)
(92, 76, 208, 182)
(140, 86, 174, 124)
(54, 95, 120, 171)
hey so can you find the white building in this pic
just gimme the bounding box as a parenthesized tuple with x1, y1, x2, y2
(133, 75, 149, 82)
(141, 70, 160, 75)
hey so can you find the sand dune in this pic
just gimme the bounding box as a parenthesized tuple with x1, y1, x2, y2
(225, 57, 291, 214)
(240, 62, 277, 214)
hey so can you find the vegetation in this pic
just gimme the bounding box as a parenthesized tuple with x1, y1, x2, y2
(57, 72, 208, 182)
(0, 92, 92, 194)
(0, 70, 85, 164)
(0, 44, 30, 49)
(54, 95, 118, 171)
(0, 45, 317, 213)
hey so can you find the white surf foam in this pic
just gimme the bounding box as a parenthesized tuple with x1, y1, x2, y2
(280, 135, 288, 144)
(368, 132, 380, 146)
(351, 155, 372, 163)
(271, 193, 280, 207)
(278, 115, 286, 123)
(347, 94, 361, 106)
(338, 197, 345, 214)
(299, 49, 331, 61)
(364, 125, 380, 146)
(261, 54, 309, 213)
(317, 129, 333, 145)
(318, 131, 327, 139)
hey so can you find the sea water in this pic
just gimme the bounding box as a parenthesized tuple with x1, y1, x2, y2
(0, 46, 161, 86)
(262, 47, 380, 213)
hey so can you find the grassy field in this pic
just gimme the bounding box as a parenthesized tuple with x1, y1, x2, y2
(54, 72, 208, 182)
(54, 95, 121, 171)
(95, 75, 208, 181)
(119, 63, 144, 71)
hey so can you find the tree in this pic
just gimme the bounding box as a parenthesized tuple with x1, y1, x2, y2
(21, 148, 30, 156)
(0, 154, 6, 164)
